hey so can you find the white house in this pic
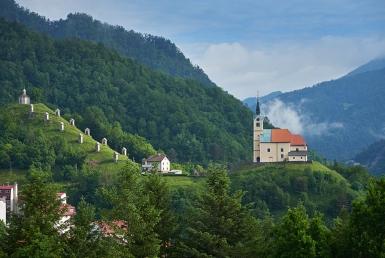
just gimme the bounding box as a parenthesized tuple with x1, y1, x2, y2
(56, 193, 76, 233)
(142, 154, 171, 173)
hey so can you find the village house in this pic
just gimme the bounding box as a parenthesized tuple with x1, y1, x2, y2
(0, 182, 19, 224)
(56, 193, 76, 233)
(253, 98, 308, 163)
(142, 154, 171, 173)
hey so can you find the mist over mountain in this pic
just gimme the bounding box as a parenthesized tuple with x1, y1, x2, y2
(262, 67, 385, 163)
(354, 139, 385, 177)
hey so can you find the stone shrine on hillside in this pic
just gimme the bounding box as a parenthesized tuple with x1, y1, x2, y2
(18, 89, 30, 104)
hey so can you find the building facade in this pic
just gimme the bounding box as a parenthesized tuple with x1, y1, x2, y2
(142, 154, 171, 173)
(253, 98, 307, 163)
(0, 182, 19, 222)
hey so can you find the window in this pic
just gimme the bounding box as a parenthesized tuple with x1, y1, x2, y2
(281, 154, 284, 158)
(267, 148, 271, 152)
(5, 190, 10, 193)
(281, 148, 284, 152)
(293, 157, 296, 160)
(301, 157, 303, 160)
(70, 208, 74, 212)
(296, 148, 299, 151)
(256, 118, 260, 121)
(256, 122, 260, 127)
(0, 190, 2, 193)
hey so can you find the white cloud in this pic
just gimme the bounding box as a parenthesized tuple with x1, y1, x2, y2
(263, 99, 344, 136)
(190, 36, 385, 99)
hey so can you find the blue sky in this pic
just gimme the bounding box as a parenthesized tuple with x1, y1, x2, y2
(17, 0, 385, 100)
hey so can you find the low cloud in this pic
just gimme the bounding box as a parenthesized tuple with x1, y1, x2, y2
(192, 36, 385, 99)
(263, 99, 344, 136)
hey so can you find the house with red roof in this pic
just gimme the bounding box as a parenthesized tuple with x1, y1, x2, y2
(253, 98, 308, 163)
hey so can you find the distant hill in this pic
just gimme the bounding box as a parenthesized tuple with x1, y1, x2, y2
(353, 139, 385, 177)
(343, 57, 385, 78)
(272, 67, 385, 163)
(0, 0, 216, 87)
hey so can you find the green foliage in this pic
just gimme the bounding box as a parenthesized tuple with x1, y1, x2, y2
(5, 166, 65, 257)
(347, 176, 385, 257)
(179, 164, 268, 257)
(0, 18, 253, 165)
(100, 161, 161, 257)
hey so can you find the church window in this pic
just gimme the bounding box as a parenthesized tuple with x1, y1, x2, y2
(281, 154, 284, 158)
(256, 118, 260, 121)
(296, 148, 299, 151)
(281, 148, 284, 152)
(293, 157, 296, 160)
(256, 122, 260, 127)
(267, 148, 271, 152)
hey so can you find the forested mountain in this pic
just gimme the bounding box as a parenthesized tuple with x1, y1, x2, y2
(343, 57, 385, 78)
(0, 18, 255, 165)
(353, 139, 385, 177)
(0, 0, 216, 87)
(273, 68, 385, 163)
(240, 65, 385, 165)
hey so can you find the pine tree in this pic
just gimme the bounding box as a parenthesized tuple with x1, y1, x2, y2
(5, 166, 65, 257)
(143, 172, 177, 257)
(100, 161, 161, 257)
(179, 163, 264, 257)
(274, 203, 316, 258)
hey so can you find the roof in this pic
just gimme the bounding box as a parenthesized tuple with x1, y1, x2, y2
(288, 151, 308, 156)
(271, 129, 291, 143)
(146, 154, 169, 162)
(61, 204, 76, 216)
(0, 185, 14, 190)
(290, 134, 307, 146)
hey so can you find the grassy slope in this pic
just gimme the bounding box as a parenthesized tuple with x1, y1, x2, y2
(0, 103, 130, 184)
(228, 162, 361, 223)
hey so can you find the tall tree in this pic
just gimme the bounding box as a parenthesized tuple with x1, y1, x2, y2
(179, 164, 265, 257)
(5, 166, 65, 257)
(347, 176, 385, 257)
(274, 203, 316, 258)
(143, 172, 177, 257)
(100, 161, 160, 257)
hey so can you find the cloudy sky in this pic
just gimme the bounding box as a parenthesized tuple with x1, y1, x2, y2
(16, 0, 385, 100)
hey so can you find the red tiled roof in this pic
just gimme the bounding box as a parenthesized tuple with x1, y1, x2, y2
(56, 193, 66, 197)
(291, 134, 307, 146)
(61, 204, 76, 216)
(0, 185, 14, 190)
(271, 129, 291, 142)
(94, 220, 127, 234)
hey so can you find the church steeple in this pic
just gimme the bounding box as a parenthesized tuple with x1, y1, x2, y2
(256, 92, 261, 116)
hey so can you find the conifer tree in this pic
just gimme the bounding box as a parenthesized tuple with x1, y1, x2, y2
(274, 203, 316, 258)
(143, 172, 177, 257)
(5, 166, 65, 257)
(101, 161, 161, 257)
(179, 163, 264, 257)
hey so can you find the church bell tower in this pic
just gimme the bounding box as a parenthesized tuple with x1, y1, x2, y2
(253, 94, 263, 162)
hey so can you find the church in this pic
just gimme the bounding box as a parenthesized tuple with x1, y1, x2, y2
(253, 98, 308, 163)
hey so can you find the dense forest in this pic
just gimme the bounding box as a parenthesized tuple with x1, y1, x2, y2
(0, 0, 216, 87)
(0, 163, 383, 257)
(0, 18, 265, 165)
(354, 139, 385, 178)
